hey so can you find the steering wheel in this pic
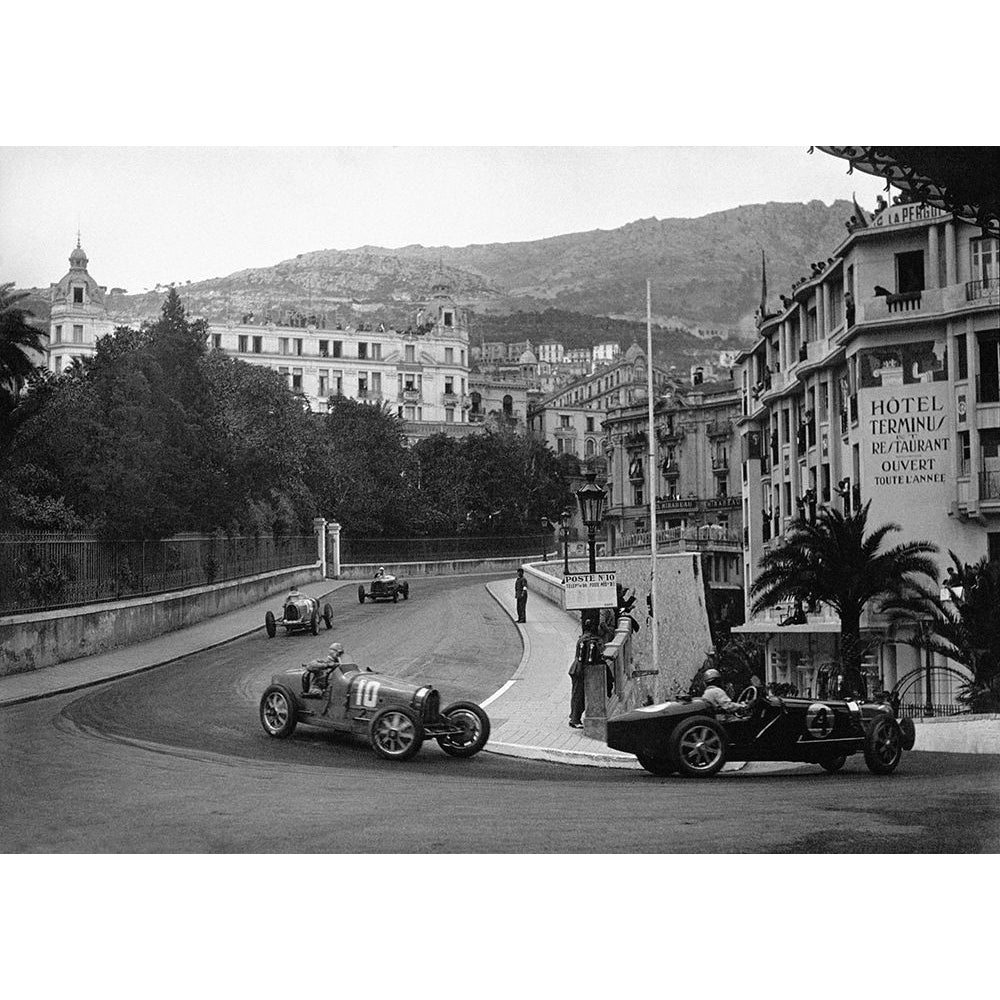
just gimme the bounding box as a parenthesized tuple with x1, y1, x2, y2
(737, 685, 758, 705)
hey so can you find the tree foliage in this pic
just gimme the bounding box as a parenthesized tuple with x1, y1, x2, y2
(750, 502, 939, 698)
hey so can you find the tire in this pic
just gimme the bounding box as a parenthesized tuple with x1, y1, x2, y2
(402, 582, 409, 600)
(898, 716, 916, 751)
(264, 611, 276, 639)
(358, 585, 366, 604)
(392, 589, 398, 603)
(637, 751, 676, 776)
(819, 754, 847, 773)
(437, 701, 491, 758)
(370, 706, 424, 761)
(669, 716, 727, 778)
(323, 604, 333, 630)
(310, 610, 319, 635)
(260, 685, 297, 739)
(864, 716, 903, 774)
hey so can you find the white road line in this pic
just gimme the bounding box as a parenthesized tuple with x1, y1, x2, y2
(480, 679, 517, 709)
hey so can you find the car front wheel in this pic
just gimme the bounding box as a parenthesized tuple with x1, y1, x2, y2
(358, 586, 366, 604)
(402, 583, 409, 600)
(260, 686, 297, 738)
(265, 611, 276, 639)
(637, 751, 676, 776)
(669, 716, 727, 778)
(863, 716, 903, 774)
(370, 707, 425, 761)
(437, 701, 491, 758)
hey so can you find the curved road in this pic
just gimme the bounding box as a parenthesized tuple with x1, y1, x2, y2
(2, 574, 999, 852)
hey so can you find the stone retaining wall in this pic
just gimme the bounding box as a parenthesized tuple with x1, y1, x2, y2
(0, 563, 322, 676)
(913, 714, 1000, 754)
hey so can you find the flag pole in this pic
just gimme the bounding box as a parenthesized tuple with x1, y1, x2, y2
(646, 279, 659, 676)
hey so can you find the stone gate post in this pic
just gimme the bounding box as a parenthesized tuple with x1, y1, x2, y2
(327, 521, 341, 578)
(312, 518, 327, 577)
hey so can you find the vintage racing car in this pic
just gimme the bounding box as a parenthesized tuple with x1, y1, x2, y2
(357, 573, 409, 603)
(264, 591, 334, 638)
(607, 685, 917, 778)
(259, 660, 490, 761)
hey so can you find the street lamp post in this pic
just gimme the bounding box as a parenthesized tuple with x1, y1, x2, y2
(560, 509, 571, 574)
(575, 472, 607, 575)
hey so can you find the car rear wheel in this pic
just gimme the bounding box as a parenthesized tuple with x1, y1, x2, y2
(819, 754, 847, 773)
(357, 585, 366, 604)
(437, 701, 491, 758)
(323, 603, 333, 629)
(898, 716, 916, 751)
(863, 716, 903, 774)
(260, 686, 297, 738)
(402, 582, 409, 600)
(669, 716, 727, 778)
(637, 751, 676, 776)
(264, 611, 276, 639)
(370, 707, 424, 761)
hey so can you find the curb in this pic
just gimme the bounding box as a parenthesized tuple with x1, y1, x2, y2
(0, 584, 346, 709)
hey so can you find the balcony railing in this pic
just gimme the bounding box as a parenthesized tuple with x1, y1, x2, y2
(977, 373, 1000, 404)
(966, 276, 999, 301)
(625, 431, 648, 448)
(887, 290, 923, 313)
(706, 420, 731, 438)
(398, 388, 422, 402)
(981, 471, 1000, 501)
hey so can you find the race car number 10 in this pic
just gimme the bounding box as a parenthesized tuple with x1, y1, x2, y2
(806, 702, 834, 738)
(354, 679, 381, 708)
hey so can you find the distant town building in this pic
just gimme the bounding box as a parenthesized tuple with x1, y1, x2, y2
(536, 341, 565, 364)
(593, 342, 620, 364)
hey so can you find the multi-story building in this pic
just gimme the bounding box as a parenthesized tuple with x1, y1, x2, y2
(734, 194, 1000, 708)
(46, 240, 116, 374)
(527, 344, 672, 461)
(468, 373, 534, 430)
(593, 342, 620, 365)
(536, 341, 565, 364)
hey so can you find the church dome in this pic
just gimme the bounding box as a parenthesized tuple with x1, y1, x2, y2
(69, 239, 89, 269)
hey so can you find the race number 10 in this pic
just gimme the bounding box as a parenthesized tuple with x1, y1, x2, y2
(354, 679, 381, 708)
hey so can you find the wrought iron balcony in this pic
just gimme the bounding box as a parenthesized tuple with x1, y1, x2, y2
(966, 276, 999, 301)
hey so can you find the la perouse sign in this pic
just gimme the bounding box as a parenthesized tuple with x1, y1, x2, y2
(871, 203, 945, 229)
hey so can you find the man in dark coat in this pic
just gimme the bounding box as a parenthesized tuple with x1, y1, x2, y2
(514, 568, 528, 622)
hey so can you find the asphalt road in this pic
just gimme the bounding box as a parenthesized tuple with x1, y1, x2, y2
(2, 573, 999, 853)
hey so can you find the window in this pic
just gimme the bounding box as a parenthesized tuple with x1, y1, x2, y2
(443, 310, 453, 327)
(404, 406, 415, 420)
(319, 340, 329, 357)
(895, 250, 925, 294)
(213, 333, 222, 350)
(292, 368, 303, 391)
(460, 350, 465, 366)
(958, 430, 971, 476)
(371, 372, 381, 394)
(73, 325, 83, 343)
(444, 377, 454, 395)
(53, 325, 62, 343)
(971, 237, 998, 283)
(252, 336, 262, 354)
(319, 371, 329, 396)
(818, 382, 829, 420)
(503, 395, 513, 416)
(358, 342, 368, 360)
(445, 347, 454, 364)
(373, 343, 381, 361)
(405, 345, 415, 363)
(73, 286, 84, 304)
(358, 374, 368, 394)
(586, 416, 594, 432)
(989, 532, 1000, 564)
(781, 409, 789, 444)
(295, 339, 303, 356)
(238, 335, 248, 353)
(332, 341, 342, 358)
(957, 334, 968, 380)
(279, 338, 289, 355)
(330, 372, 342, 396)
(560, 414, 571, 428)
(445, 408, 455, 423)
(633, 487, 643, 506)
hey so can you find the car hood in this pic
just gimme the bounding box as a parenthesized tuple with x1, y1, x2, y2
(610, 699, 710, 723)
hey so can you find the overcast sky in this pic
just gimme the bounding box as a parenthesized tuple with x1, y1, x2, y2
(0, 146, 890, 294)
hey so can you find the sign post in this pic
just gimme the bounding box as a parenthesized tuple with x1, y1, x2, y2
(563, 571, 618, 611)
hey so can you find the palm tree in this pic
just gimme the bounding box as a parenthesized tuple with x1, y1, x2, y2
(0, 282, 46, 398)
(750, 502, 939, 699)
(886, 554, 1000, 712)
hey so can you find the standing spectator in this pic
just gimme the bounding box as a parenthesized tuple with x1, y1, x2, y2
(514, 568, 528, 623)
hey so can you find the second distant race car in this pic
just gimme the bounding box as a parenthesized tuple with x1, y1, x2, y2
(265, 590, 334, 638)
(358, 572, 409, 603)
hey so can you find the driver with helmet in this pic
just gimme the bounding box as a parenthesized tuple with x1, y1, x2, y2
(701, 668, 749, 714)
(303, 642, 345, 697)
(373, 566, 387, 581)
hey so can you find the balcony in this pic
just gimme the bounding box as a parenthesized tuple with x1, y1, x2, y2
(706, 420, 731, 438)
(398, 388, 422, 403)
(862, 287, 943, 322)
(981, 471, 1000, 502)
(711, 456, 729, 472)
(625, 431, 648, 449)
(356, 388, 382, 400)
(977, 373, 1000, 404)
(966, 276, 999, 302)
(661, 460, 680, 478)
(657, 426, 685, 445)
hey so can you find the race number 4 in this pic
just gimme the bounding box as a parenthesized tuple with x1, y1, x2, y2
(354, 679, 381, 709)
(806, 702, 834, 738)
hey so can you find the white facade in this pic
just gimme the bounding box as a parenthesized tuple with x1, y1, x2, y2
(47, 241, 116, 374)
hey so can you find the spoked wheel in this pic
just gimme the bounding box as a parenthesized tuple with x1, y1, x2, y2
(323, 603, 333, 629)
(637, 751, 676, 776)
(864, 716, 903, 774)
(264, 611, 276, 639)
(670, 716, 727, 778)
(259, 686, 297, 738)
(819, 754, 847, 773)
(370, 707, 424, 761)
(357, 586, 366, 604)
(437, 701, 491, 758)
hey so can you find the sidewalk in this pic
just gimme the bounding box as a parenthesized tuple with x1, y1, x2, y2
(0, 580, 350, 707)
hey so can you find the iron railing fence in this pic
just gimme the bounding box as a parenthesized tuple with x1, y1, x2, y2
(340, 534, 549, 565)
(898, 702, 966, 719)
(0, 533, 317, 615)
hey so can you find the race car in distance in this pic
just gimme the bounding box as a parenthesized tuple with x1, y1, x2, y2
(358, 573, 409, 604)
(264, 591, 334, 638)
(259, 660, 490, 761)
(607, 685, 917, 778)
